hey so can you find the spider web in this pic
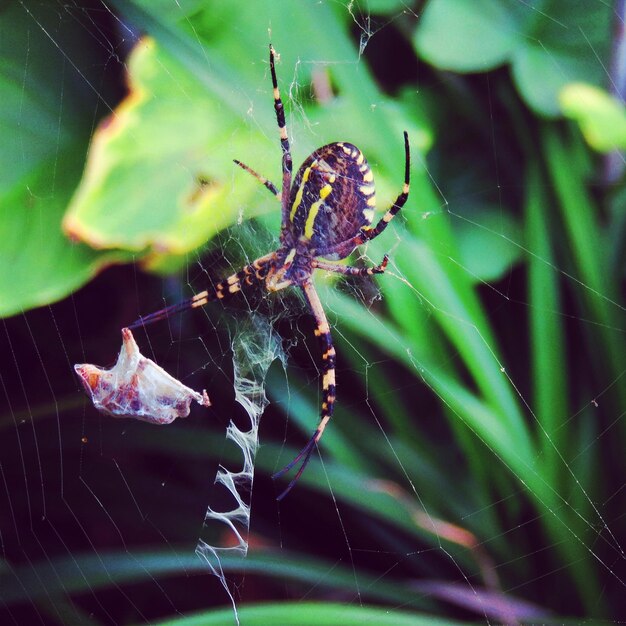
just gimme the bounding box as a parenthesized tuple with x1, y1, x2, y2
(1, 1, 626, 625)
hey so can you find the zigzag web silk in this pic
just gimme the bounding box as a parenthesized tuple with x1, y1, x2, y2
(195, 314, 284, 623)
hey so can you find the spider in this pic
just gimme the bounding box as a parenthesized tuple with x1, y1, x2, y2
(129, 45, 410, 500)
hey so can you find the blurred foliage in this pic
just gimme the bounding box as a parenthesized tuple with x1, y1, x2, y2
(414, 0, 611, 115)
(560, 82, 626, 151)
(0, 1, 133, 317)
(2, 0, 626, 625)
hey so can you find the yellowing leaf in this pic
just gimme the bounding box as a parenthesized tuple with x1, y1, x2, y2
(560, 83, 626, 152)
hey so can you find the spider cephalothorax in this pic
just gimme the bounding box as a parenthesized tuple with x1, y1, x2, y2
(265, 247, 312, 290)
(130, 45, 410, 499)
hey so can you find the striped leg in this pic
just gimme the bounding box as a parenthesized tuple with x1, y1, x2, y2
(127, 253, 275, 330)
(273, 280, 336, 500)
(361, 131, 410, 241)
(233, 159, 281, 200)
(269, 45, 293, 230)
(314, 255, 389, 276)
(322, 131, 410, 260)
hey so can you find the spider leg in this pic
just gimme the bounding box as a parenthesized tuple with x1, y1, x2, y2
(273, 279, 335, 500)
(128, 253, 275, 330)
(314, 255, 389, 276)
(269, 44, 293, 233)
(360, 130, 410, 241)
(233, 159, 281, 200)
(321, 131, 410, 260)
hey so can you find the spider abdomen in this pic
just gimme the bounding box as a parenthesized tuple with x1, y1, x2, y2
(287, 142, 376, 258)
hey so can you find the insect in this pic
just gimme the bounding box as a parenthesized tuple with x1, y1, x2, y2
(75, 328, 210, 424)
(129, 45, 410, 500)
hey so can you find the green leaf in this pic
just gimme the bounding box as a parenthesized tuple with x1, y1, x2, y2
(362, 0, 415, 13)
(452, 206, 522, 283)
(560, 83, 626, 152)
(153, 602, 465, 626)
(0, 2, 131, 318)
(415, 0, 521, 71)
(62, 38, 261, 258)
(414, 0, 611, 116)
(0, 156, 129, 318)
(0, 548, 426, 610)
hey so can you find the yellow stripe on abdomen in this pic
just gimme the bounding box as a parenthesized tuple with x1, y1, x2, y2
(303, 183, 332, 239)
(289, 164, 314, 222)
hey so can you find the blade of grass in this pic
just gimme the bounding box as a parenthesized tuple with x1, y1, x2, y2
(525, 181, 599, 601)
(323, 283, 534, 481)
(0, 549, 432, 611)
(526, 164, 567, 473)
(151, 601, 469, 626)
(542, 125, 626, 411)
